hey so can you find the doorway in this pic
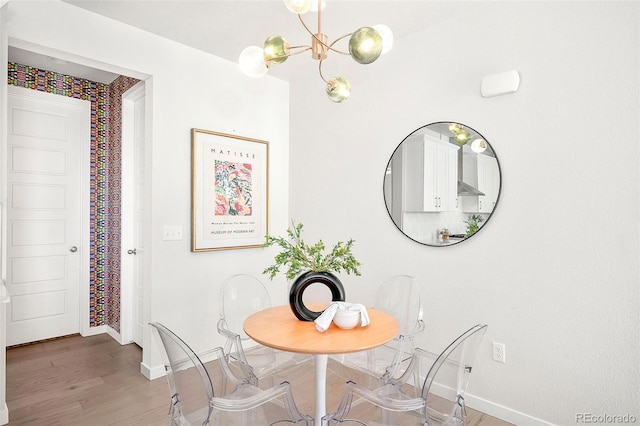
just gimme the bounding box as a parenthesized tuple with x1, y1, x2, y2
(120, 82, 146, 347)
(5, 48, 149, 348)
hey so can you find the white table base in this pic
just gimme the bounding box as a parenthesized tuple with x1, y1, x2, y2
(314, 354, 328, 426)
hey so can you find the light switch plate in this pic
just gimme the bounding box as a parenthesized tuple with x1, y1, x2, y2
(163, 225, 183, 241)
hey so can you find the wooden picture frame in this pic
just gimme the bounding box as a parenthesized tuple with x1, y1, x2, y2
(191, 129, 269, 251)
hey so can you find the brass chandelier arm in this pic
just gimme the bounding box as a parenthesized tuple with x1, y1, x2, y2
(318, 60, 328, 83)
(286, 46, 313, 57)
(265, 45, 312, 63)
(297, 13, 316, 37)
(297, 14, 351, 56)
(320, 37, 350, 56)
(328, 33, 353, 55)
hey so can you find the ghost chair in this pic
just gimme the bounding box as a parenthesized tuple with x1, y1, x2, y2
(150, 322, 312, 426)
(332, 275, 425, 384)
(217, 274, 312, 388)
(323, 324, 488, 426)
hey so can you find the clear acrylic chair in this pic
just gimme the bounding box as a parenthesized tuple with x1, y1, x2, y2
(323, 324, 488, 426)
(333, 275, 425, 382)
(149, 322, 312, 426)
(217, 274, 310, 387)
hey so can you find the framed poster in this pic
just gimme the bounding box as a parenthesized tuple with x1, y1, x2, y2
(191, 129, 269, 251)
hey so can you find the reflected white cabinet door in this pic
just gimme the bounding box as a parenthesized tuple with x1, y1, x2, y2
(478, 155, 500, 213)
(462, 153, 499, 213)
(403, 134, 459, 212)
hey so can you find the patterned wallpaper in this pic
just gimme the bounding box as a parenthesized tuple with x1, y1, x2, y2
(7, 62, 140, 332)
(105, 75, 141, 332)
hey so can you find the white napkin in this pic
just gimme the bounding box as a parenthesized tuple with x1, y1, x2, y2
(314, 302, 370, 332)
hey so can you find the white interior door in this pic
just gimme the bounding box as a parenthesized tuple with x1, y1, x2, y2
(6, 86, 90, 346)
(121, 83, 145, 347)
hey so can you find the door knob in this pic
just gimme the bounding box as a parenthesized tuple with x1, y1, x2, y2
(69, 246, 78, 253)
(127, 248, 137, 255)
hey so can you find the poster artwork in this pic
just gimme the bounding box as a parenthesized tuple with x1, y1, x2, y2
(192, 128, 268, 251)
(215, 160, 253, 216)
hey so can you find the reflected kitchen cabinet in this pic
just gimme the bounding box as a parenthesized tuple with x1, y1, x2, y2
(462, 149, 500, 213)
(403, 132, 459, 212)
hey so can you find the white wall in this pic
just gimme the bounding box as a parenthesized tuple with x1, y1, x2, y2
(289, 1, 639, 425)
(4, 0, 290, 383)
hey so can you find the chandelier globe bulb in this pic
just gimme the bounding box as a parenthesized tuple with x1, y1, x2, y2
(471, 139, 488, 153)
(349, 27, 383, 64)
(264, 35, 290, 64)
(239, 46, 268, 78)
(283, 0, 313, 14)
(326, 76, 351, 103)
(373, 24, 393, 54)
(455, 129, 471, 145)
(449, 123, 464, 134)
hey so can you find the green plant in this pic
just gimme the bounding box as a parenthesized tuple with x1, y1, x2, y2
(263, 221, 362, 280)
(464, 214, 485, 237)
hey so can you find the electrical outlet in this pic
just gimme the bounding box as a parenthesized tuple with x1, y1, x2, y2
(492, 342, 506, 363)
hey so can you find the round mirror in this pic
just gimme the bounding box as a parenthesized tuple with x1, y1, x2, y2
(383, 122, 501, 246)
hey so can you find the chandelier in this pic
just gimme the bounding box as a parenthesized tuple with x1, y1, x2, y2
(449, 123, 487, 153)
(448, 123, 470, 145)
(238, 0, 393, 103)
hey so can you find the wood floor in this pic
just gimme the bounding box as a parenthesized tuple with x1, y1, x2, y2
(6, 334, 512, 425)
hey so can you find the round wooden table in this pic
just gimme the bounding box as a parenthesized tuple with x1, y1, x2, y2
(244, 304, 399, 425)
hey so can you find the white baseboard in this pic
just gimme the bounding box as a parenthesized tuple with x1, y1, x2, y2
(197, 349, 220, 365)
(0, 401, 8, 425)
(141, 361, 165, 380)
(140, 348, 220, 382)
(106, 326, 134, 345)
(81, 324, 107, 337)
(428, 382, 555, 426)
(464, 392, 556, 426)
(83, 325, 132, 346)
(106, 326, 121, 343)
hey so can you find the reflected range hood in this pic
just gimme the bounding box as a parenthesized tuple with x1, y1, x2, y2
(456, 142, 485, 196)
(458, 180, 485, 196)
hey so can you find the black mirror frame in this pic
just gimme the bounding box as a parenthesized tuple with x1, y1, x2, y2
(383, 121, 502, 247)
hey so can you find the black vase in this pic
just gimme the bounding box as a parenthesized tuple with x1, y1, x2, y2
(289, 271, 346, 321)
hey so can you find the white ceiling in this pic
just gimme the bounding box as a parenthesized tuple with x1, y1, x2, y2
(9, 1, 488, 83)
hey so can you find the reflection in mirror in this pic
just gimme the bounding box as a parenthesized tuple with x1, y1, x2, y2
(384, 122, 501, 246)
